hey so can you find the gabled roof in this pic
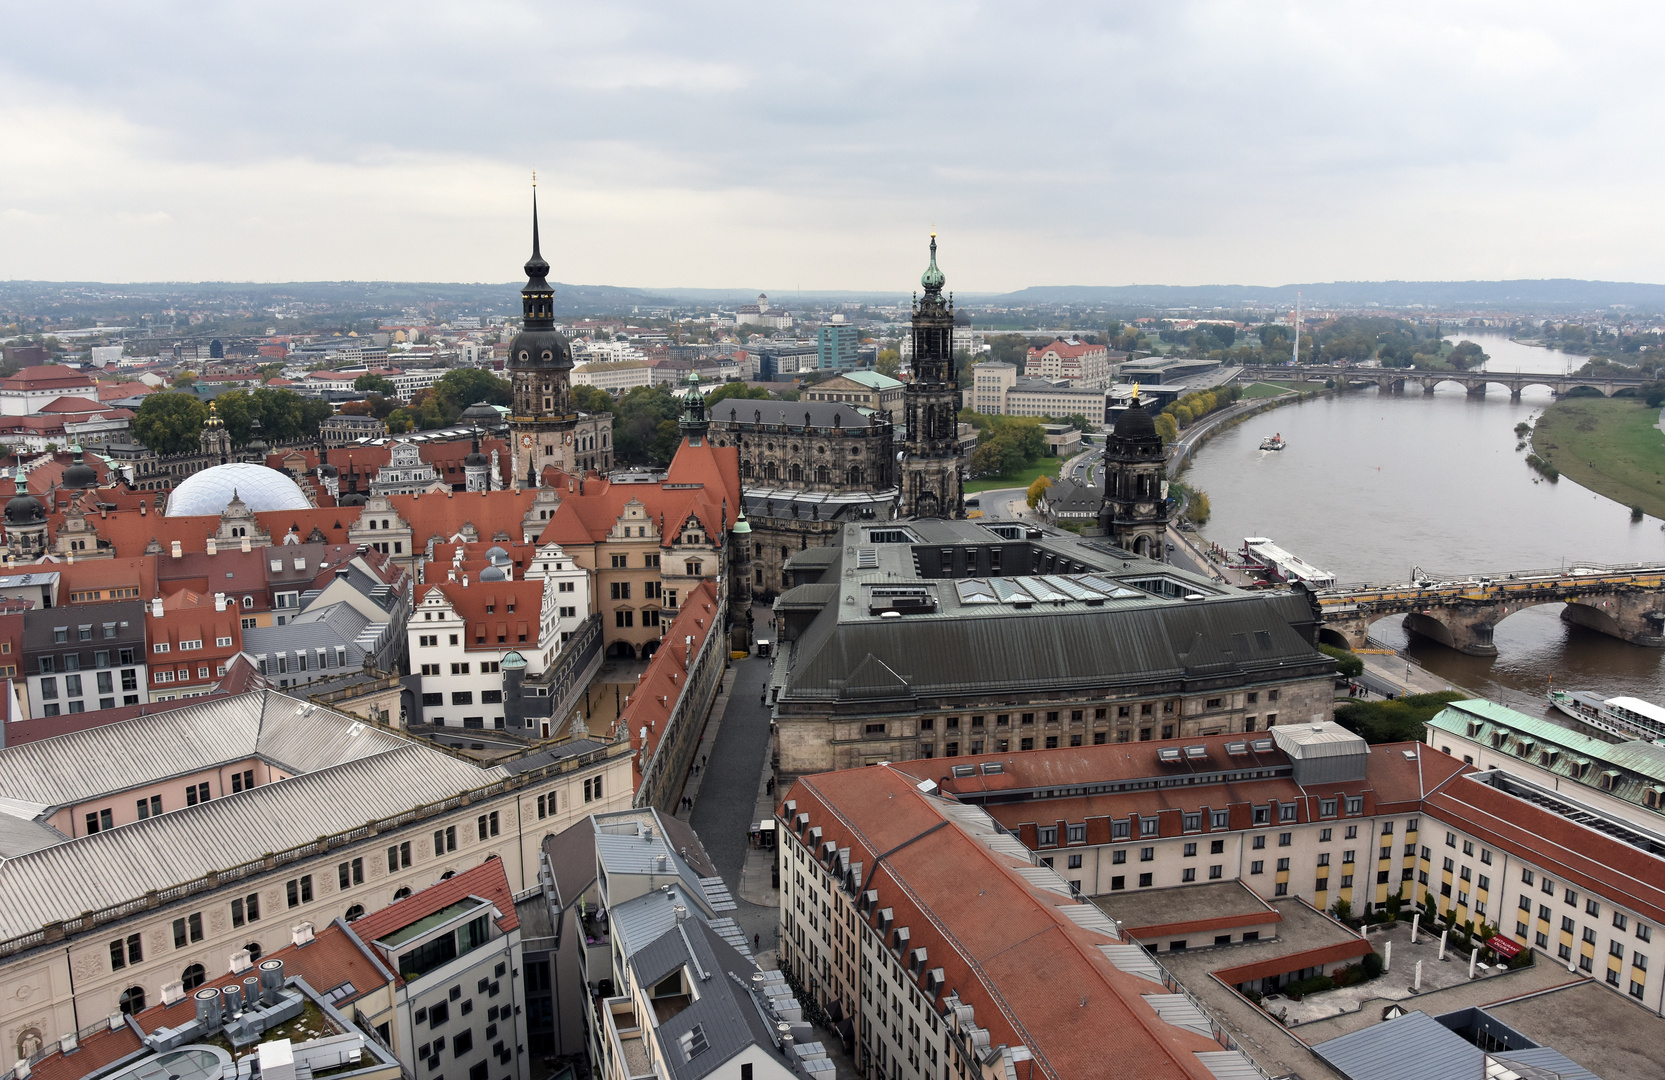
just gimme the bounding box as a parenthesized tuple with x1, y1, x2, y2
(351, 856, 519, 949)
(786, 767, 1226, 1080)
(0, 365, 95, 390)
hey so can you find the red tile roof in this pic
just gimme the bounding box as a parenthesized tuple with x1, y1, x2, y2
(0, 365, 96, 390)
(620, 580, 721, 787)
(25, 921, 391, 1080)
(785, 766, 1225, 1080)
(350, 857, 519, 969)
(420, 578, 545, 651)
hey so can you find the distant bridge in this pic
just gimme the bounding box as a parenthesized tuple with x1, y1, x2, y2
(1240, 364, 1651, 400)
(1308, 563, 1665, 656)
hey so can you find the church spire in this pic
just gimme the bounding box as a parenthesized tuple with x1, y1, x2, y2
(521, 178, 553, 329)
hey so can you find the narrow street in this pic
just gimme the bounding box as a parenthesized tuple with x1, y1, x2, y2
(685, 643, 780, 954)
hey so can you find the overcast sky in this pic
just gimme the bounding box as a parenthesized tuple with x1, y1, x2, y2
(2, 1, 1662, 292)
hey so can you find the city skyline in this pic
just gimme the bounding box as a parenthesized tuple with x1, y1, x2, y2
(3, 2, 1664, 291)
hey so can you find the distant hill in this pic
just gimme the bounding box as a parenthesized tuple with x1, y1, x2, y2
(997, 280, 1665, 312)
(0, 280, 675, 317)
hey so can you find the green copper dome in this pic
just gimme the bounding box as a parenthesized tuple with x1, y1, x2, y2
(731, 508, 751, 536)
(921, 232, 945, 292)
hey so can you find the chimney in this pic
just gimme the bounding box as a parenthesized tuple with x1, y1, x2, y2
(258, 958, 285, 1005)
(170, 540, 182, 558)
(462, 574, 469, 587)
(291, 921, 315, 948)
(193, 986, 224, 1030)
(150, 597, 163, 617)
(205, 537, 217, 555)
(214, 592, 227, 612)
(229, 948, 252, 974)
(241, 536, 251, 553)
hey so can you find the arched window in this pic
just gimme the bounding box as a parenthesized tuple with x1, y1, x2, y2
(345, 904, 365, 922)
(393, 887, 412, 900)
(245, 942, 262, 962)
(440, 870, 456, 881)
(815, 466, 829, 484)
(181, 964, 206, 991)
(848, 466, 862, 486)
(118, 987, 146, 1015)
(789, 464, 802, 483)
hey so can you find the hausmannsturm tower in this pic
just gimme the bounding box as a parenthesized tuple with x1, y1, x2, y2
(900, 233, 964, 518)
(507, 188, 613, 485)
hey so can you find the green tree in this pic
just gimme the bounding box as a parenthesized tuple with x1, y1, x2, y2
(986, 334, 1030, 367)
(572, 384, 616, 414)
(1026, 475, 1052, 508)
(353, 374, 396, 396)
(172, 371, 198, 389)
(133, 392, 208, 454)
(706, 382, 773, 408)
(385, 409, 416, 434)
(1065, 414, 1093, 433)
(875, 349, 901, 377)
(1318, 644, 1365, 678)
(1153, 413, 1178, 443)
(432, 368, 513, 419)
(613, 385, 683, 465)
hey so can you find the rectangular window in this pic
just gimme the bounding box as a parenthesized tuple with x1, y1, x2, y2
(286, 874, 313, 908)
(185, 782, 210, 806)
(477, 811, 500, 839)
(1250, 860, 1264, 875)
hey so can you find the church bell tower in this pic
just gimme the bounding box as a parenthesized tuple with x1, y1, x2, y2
(1098, 392, 1170, 558)
(507, 184, 580, 487)
(899, 233, 965, 518)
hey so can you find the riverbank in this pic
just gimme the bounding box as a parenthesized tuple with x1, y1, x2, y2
(1532, 397, 1665, 520)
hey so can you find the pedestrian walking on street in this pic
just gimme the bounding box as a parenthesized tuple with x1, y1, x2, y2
(754, 933, 760, 949)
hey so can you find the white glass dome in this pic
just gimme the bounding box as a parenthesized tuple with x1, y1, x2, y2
(166, 462, 313, 517)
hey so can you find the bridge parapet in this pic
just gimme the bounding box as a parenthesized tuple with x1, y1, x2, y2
(1308, 562, 1665, 656)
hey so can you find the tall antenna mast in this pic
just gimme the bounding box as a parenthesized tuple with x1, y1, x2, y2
(1292, 291, 1302, 366)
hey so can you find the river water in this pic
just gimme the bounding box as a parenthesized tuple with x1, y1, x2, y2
(1185, 332, 1665, 714)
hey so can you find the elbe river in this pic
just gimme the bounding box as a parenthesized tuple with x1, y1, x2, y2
(1182, 332, 1665, 713)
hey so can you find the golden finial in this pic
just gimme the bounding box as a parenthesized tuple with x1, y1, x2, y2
(532, 168, 537, 188)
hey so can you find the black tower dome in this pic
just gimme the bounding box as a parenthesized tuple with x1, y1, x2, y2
(62, 460, 98, 490)
(507, 189, 573, 371)
(1112, 396, 1157, 441)
(4, 493, 44, 525)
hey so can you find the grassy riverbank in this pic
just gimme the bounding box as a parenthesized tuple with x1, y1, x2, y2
(1533, 397, 1665, 519)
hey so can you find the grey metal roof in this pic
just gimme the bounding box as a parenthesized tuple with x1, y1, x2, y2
(0, 810, 67, 859)
(0, 735, 507, 938)
(1313, 1010, 1483, 1080)
(712, 399, 885, 429)
(0, 690, 410, 809)
(629, 919, 792, 1080)
(781, 588, 1329, 702)
(1492, 1046, 1603, 1080)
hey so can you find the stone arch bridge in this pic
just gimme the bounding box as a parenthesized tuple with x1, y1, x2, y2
(1307, 563, 1665, 656)
(1240, 364, 1650, 400)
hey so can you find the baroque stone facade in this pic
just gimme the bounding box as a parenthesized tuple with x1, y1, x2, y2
(708, 399, 897, 599)
(710, 400, 893, 492)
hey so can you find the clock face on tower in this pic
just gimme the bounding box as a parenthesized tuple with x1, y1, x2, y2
(520, 435, 534, 448)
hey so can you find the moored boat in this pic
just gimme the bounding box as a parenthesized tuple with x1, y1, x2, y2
(1547, 689, 1665, 742)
